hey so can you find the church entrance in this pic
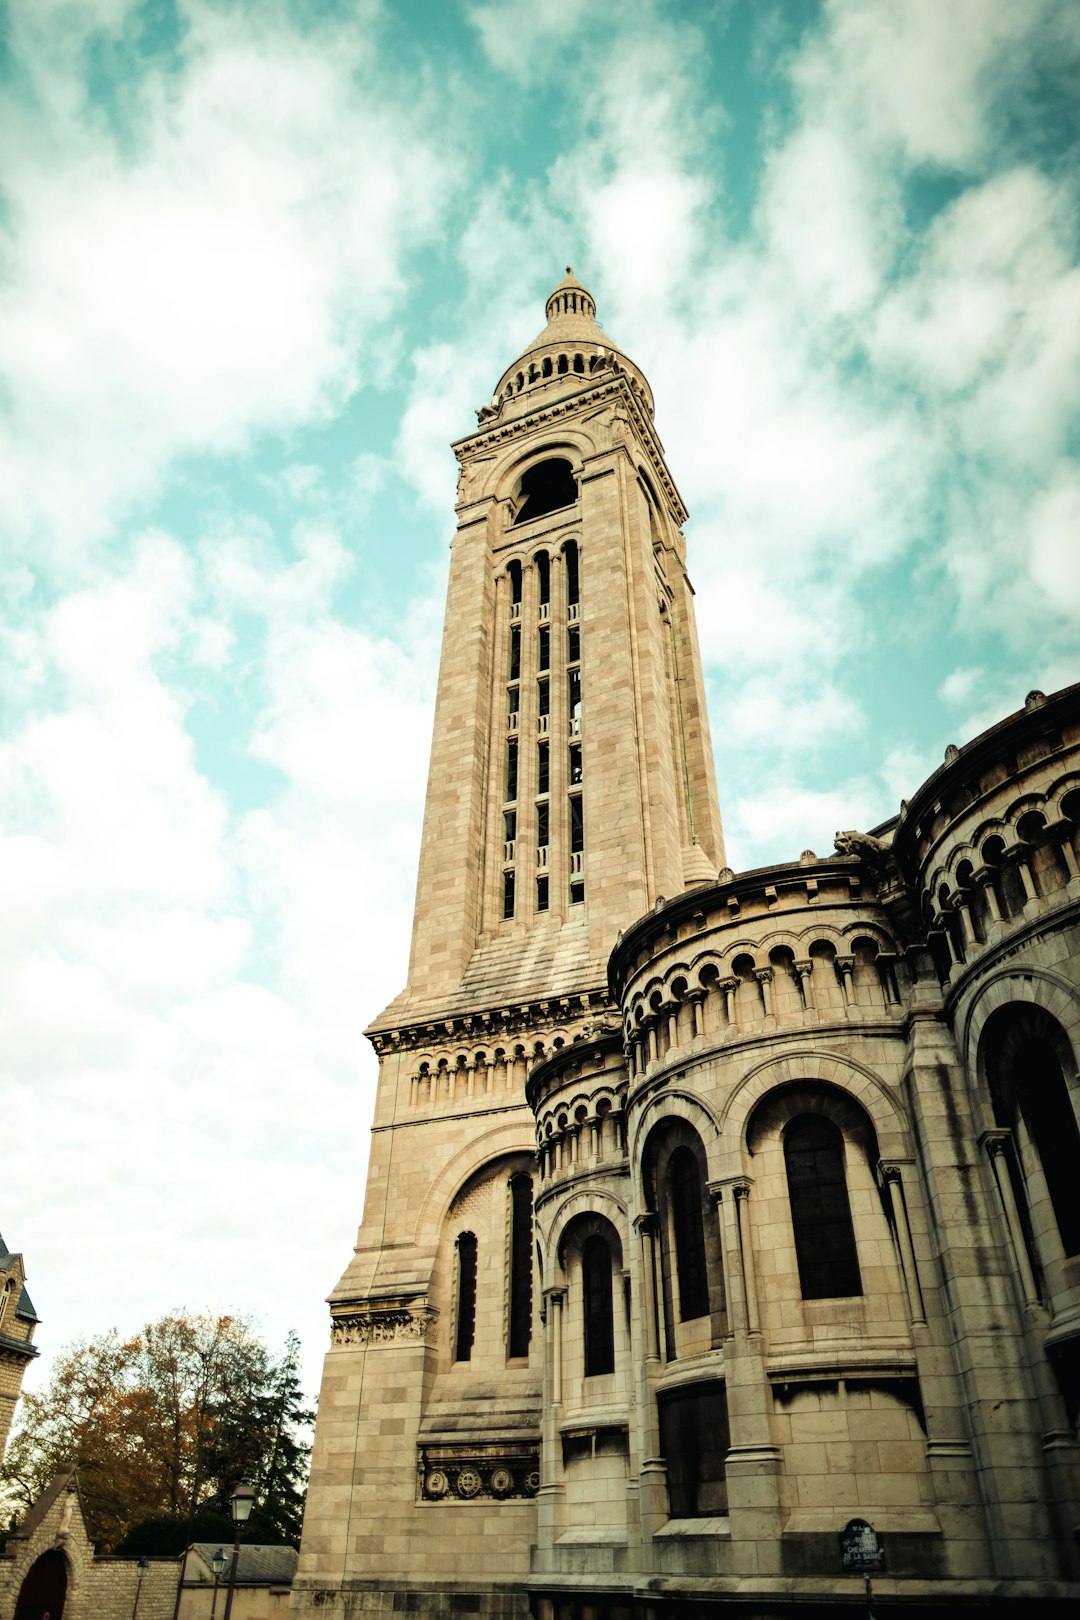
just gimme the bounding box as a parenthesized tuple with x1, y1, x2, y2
(14, 1547, 67, 1619)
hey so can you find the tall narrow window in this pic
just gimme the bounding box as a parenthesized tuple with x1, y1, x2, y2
(502, 870, 515, 919)
(537, 551, 550, 606)
(538, 677, 550, 718)
(539, 627, 550, 670)
(508, 1175, 533, 1357)
(582, 1235, 614, 1375)
(784, 1116, 862, 1299)
(569, 795, 584, 854)
(506, 738, 518, 801)
(509, 625, 521, 681)
(569, 744, 583, 785)
(568, 668, 582, 734)
(536, 875, 549, 912)
(567, 624, 580, 664)
(669, 1147, 710, 1320)
(508, 560, 522, 606)
(537, 741, 549, 795)
(565, 540, 580, 605)
(507, 684, 520, 722)
(455, 1233, 477, 1362)
(537, 801, 549, 848)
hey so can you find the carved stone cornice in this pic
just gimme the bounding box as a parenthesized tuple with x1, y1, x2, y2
(452, 372, 688, 526)
(330, 1302, 439, 1349)
(366, 988, 614, 1056)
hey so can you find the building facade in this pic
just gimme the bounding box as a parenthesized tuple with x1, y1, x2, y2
(292, 273, 1080, 1617)
(0, 1233, 39, 1464)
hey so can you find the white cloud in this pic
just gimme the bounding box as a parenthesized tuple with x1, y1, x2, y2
(0, 3, 451, 563)
(469, 0, 590, 81)
(794, 0, 1076, 171)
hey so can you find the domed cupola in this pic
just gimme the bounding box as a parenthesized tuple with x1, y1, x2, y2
(489, 267, 655, 419)
(543, 266, 598, 325)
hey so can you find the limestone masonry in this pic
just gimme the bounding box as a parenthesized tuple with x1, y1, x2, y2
(292, 271, 1080, 1618)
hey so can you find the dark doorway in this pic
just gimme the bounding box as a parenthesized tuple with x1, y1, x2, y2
(15, 1547, 67, 1619)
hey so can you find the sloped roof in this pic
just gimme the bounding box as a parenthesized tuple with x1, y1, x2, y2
(0, 1238, 38, 1325)
(189, 1543, 298, 1585)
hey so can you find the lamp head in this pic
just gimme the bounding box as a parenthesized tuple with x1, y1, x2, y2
(229, 1479, 257, 1524)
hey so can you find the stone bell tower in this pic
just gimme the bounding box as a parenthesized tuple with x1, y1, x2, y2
(291, 270, 724, 1619)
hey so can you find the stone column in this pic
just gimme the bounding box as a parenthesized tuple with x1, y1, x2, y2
(879, 1162, 926, 1326)
(633, 1214, 668, 1546)
(974, 865, 1003, 923)
(980, 1131, 1040, 1309)
(537, 1286, 567, 1556)
(709, 1177, 783, 1565)
(835, 954, 855, 1006)
(794, 958, 814, 1011)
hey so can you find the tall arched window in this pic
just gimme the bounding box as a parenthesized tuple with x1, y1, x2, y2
(507, 1174, 534, 1357)
(454, 1232, 477, 1362)
(582, 1235, 615, 1376)
(784, 1116, 862, 1299)
(669, 1147, 709, 1321)
(642, 1119, 724, 1357)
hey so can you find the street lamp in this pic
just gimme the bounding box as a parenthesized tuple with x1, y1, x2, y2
(210, 1547, 228, 1620)
(221, 1480, 257, 1620)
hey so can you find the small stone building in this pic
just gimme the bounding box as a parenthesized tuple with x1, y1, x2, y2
(0, 1472, 296, 1620)
(176, 1544, 297, 1619)
(0, 1471, 177, 1620)
(292, 272, 1080, 1617)
(0, 1236, 39, 1463)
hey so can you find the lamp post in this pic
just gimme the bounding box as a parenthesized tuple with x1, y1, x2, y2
(221, 1479, 257, 1620)
(210, 1546, 228, 1620)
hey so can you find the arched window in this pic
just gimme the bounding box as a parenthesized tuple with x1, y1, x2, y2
(512, 458, 577, 525)
(507, 1174, 533, 1357)
(984, 1006, 1080, 1266)
(642, 1120, 723, 1356)
(1018, 1039, 1080, 1256)
(784, 1116, 862, 1299)
(582, 1235, 615, 1375)
(454, 1232, 477, 1362)
(669, 1147, 709, 1321)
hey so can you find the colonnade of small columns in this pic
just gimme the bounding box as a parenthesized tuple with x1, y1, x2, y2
(535, 1094, 627, 1182)
(409, 1043, 554, 1109)
(922, 805, 1080, 978)
(623, 941, 902, 1078)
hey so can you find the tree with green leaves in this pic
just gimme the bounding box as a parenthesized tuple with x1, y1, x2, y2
(1, 1313, 311, 1552)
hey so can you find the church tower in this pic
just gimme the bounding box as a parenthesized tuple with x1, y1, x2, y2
(292, 271, 723, 1617)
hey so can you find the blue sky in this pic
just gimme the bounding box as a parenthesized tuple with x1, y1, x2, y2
(1, 0, 1078, 1404)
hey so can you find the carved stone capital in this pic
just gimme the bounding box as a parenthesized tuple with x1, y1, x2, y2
(979, 1128, 1013, 1160)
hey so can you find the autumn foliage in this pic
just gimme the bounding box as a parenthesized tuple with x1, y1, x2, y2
(1, 1313, 311, 1551)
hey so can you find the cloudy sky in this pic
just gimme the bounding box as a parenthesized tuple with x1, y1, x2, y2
(2, 0, 1078, 1405)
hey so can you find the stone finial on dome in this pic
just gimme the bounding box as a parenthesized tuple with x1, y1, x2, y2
(545, 266, 596, 324)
